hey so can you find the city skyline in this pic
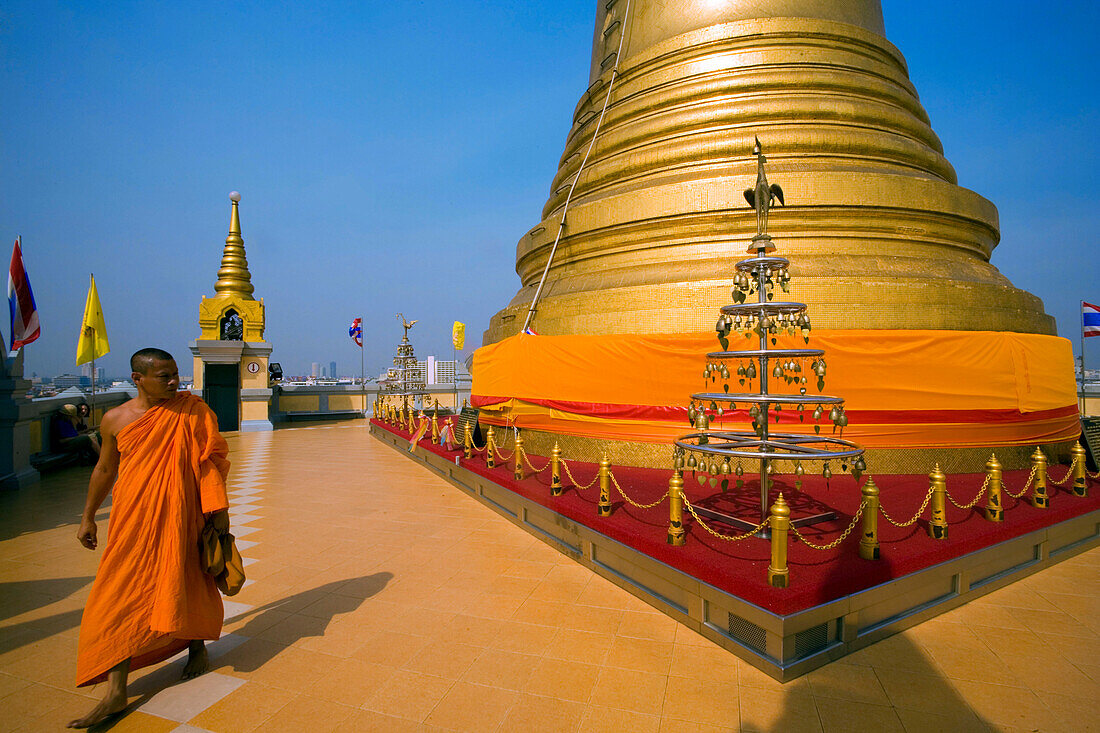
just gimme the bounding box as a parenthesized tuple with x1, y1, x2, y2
(2, 1, 1098, 379)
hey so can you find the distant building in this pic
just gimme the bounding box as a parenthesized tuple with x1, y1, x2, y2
(403, 357, 465, 386)
(330, 360, 337, 379)
(311, 362, 320, 378)
(53, 374, 90, 388)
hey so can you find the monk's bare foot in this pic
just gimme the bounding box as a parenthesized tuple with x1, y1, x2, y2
(66, 690, 127, 728)
(182, 640, 208, 680)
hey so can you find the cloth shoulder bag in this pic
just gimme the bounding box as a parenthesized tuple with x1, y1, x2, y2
(200, 510, 246, 596)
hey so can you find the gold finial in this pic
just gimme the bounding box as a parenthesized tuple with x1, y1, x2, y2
(214, 191, 255, 299)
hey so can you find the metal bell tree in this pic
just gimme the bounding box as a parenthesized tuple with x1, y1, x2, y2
(383, 313, 427, 402)
(674, 138, 866, 532)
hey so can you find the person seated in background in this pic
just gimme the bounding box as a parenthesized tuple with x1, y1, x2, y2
(51, 404, 100, 464)
(76, 403, 91, 431)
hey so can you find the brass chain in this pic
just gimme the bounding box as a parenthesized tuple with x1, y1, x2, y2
(681, 496, 768, 541)
(946, 473, 990, 510)
(609, 470, 669, 509)
(1088, 465, 1100, 480)
(879, 486, 934, 528)
(560, 459, 600, 491)
(1003, 465, 1037, 499)
(494, 446, 515, 462)
(522, 453, 551, 474)
(1046, 456, 1077, 486)
(790, 500, 867, 551)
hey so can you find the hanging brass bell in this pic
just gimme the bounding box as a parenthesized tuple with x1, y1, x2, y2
(829, 405, 840, 422)
(749, 404, 760, 418)
(746, 363, 757, 379)
(795, 461, 805, 476)
(822, 464, 832, 479)
(687, 454, 697, 469)
(735, 462, 744, 476)
(813, 405, 823, 420)
(772, 363, 783, 378)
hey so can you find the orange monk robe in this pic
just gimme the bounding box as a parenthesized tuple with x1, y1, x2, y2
(76, 392, 231, 687)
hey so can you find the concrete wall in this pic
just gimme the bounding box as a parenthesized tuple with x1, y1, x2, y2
(29, 388, 134, 455)
(274, 382, 471, 421)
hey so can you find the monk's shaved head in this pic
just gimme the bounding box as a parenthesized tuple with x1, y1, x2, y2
(131, 348, 175, 374)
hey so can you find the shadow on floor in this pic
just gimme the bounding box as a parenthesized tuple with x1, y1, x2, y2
(755, 543, 994, 732)
(0, 576, 93, 624)
(0, 465, 96, 541)
(88, 573, 394, 731)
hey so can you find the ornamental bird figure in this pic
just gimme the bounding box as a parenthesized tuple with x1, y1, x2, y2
(396, 313, 418, 339)
(743, 137, 784, 237)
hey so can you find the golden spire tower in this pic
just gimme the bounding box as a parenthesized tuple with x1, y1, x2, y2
(485, 0, 1052, 342)
(192, 192, 273, 432)
(215, 191, 255, 298)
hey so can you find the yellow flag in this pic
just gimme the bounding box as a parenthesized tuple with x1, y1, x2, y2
(452, 321, 465, 350)
(76, 275, 110, 366)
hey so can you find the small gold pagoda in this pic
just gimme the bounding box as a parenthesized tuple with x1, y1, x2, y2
(190, 192, 273, 432)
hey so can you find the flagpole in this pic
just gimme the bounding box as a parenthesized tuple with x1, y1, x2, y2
(1082, 301, 1087, 415)
(90, 348, 96, 427)
(360, 315, 365, 419)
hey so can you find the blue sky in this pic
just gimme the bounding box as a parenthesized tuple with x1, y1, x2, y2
(2, 1, 1097, 380)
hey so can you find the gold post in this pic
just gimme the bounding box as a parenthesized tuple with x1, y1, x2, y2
(1030, 447, 1048, 509)
(550, 442, 562, 496)
(928, 464, 948, 539)
(984, 453, 1003, 522)
(514, 433, 525, 480)
(1071, 442, 1088, 497)
(463, 422, 473, 459)
(667, 470, 686, 546)
(767, 493, 790, 588)
(597, 454, 612, 516)
(431, 411, 440, 443)
(858, 477, 880, 560)
(486, 426, 496, 468)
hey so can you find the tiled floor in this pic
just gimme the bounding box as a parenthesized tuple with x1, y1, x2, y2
(0, 422, 1097, 732)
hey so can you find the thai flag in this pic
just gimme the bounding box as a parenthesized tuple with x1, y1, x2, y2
(349, 317, 362, 347)
(7, 237, 39, 350)
(1085, 301, 1100, 338)
(523, 326, 538, 336)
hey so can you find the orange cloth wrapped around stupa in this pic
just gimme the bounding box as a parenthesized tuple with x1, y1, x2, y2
(76, 393, 230, 687)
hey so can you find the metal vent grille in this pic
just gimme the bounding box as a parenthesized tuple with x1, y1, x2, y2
(794, 622, 830, 658)
(728, 613, 766, 653)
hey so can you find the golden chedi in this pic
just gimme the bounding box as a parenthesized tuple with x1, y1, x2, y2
(474, 0, 1078, 470)
(487, 0, 1049, 339)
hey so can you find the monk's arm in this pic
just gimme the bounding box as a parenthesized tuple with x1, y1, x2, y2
(76, 415, 121, 550)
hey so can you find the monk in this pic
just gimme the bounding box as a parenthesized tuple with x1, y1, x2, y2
(68, 348, 232, 728)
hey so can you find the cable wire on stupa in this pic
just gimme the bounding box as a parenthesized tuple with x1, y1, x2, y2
(522, 0, 633, 335)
